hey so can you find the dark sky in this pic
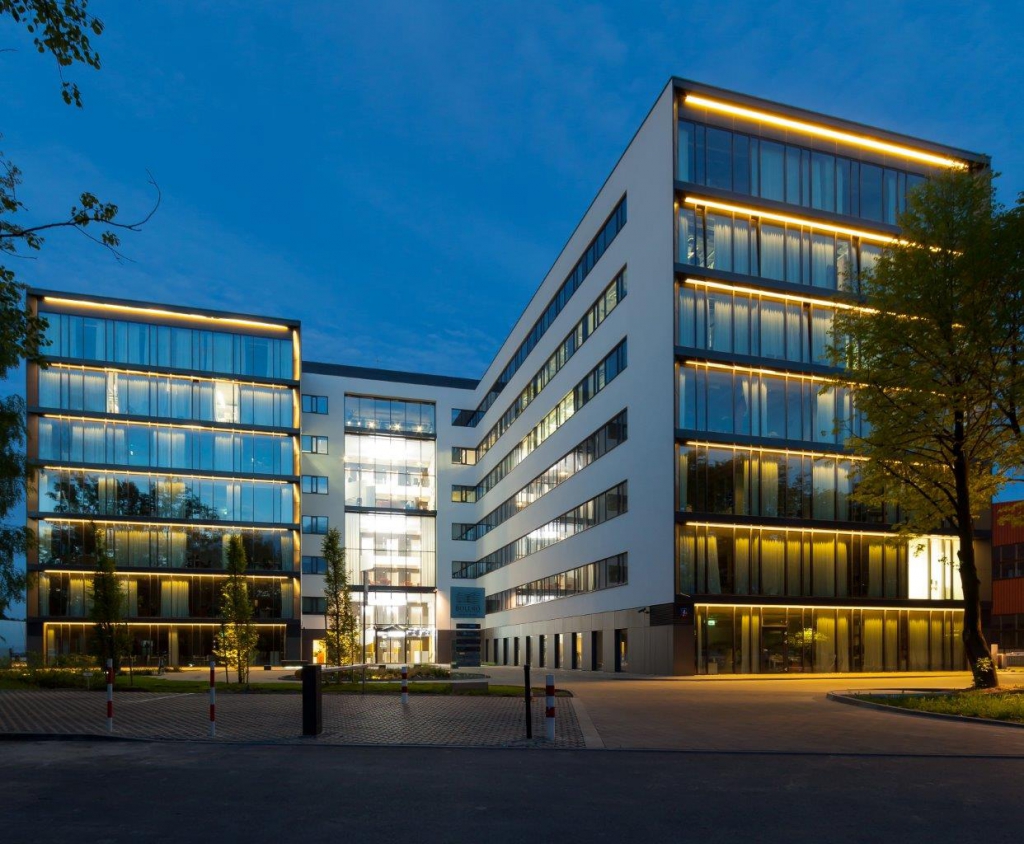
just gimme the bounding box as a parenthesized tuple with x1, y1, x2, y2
(3, 0, 1022, 380)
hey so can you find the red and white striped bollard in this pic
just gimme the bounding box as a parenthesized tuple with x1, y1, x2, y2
(209, 659, 216, 737)
(401, 665, 409, 704)
(545, 674, 555, 741)
(105, 658, 114, 733)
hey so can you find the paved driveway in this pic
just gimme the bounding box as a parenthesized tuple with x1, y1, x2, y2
(487, 666, 1024, 755)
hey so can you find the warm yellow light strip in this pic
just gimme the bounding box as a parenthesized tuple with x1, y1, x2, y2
(40, 413, 292, 437)
(44, 570, 292, 580)
(693, 603, 961, 613)
(42, 621, 287, 628)
(683, 94, 968, 170)
(39, 465, 293, 485)
(683, 520, 901, 538)
(46, 361, 293, 389)
(681, 440, 867, 462)
(42, 296, 291, 332)
(683, 196, 898, 244)
(682, 277, 871, 313)
(684, 359, 830, 383)
(41, 517, 293, 532)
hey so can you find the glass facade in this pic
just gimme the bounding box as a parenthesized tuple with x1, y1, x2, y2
(30, 298, 300, 666)
(695, 605, 964, 674)
(677, 120, 930, 224)
(340, 395, 438, 663)
(485, 554, 628, 614)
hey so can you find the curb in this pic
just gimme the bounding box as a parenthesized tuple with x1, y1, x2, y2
(827, 691, 1024, 730)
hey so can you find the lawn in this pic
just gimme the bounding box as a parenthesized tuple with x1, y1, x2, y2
(861, 688, 1024, 723)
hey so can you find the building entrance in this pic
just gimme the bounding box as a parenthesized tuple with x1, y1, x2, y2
(761, 625, 788, 673)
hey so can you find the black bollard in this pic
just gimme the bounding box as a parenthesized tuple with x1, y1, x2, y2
(302, 664, 322, 736)
(524, 663, 532, 739)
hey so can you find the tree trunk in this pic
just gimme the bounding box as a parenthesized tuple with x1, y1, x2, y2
(953, 418, 998, 688)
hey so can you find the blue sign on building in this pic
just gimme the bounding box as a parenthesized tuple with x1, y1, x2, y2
(450, 586, 485, 619)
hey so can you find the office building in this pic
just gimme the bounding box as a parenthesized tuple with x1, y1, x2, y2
(24, 79, 990, 673)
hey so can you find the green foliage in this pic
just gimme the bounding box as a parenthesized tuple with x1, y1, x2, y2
(863, 689, 1024, 723)
(321, 528, 358, 666)
(828, 170, 1024, 688)
(87, 525, 129, 668)
(214, 535, 258, 684)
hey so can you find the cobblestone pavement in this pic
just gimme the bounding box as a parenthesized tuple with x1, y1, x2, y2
(0, 690, 583, 748)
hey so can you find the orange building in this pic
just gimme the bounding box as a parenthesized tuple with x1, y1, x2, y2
(990, 501, 1024, 650)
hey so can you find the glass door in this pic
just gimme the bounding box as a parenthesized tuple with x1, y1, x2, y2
(761, 625, 788, 672)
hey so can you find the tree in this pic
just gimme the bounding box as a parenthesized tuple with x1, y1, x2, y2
(88, 524, 129, 669)
(322, 528, 358, 666)
(829, 170, 1021, 688)
(215, 535, 257, 685)
(0, 0, 157, 620)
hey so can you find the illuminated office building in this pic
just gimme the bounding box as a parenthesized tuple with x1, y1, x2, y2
(25, 80, 991, 673)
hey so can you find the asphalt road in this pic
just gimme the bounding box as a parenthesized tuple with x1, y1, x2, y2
(2, 740, 1022, 844)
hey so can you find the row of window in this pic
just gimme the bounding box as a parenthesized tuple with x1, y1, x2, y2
(454, 411, 628, 541)
(452, 482, 628, 579)
(41, 312, 294, 380)
(302, 475, 329, 495)
(38, 417, 295, 476)
(677, 445, 896, 524)
(302, 515, 329, 534)
(696, 605, 964, 674)
(344, 434, 436, 512)
(453, 340, 628, 504)
(39, 572, 293, 620)
(993, 542, 1024, 579)
(37, 469, 295, 525)
(678, 364, 868, 446)
(677, 120, 929, 224)
(37, 367, 294, 428)
(678, 205, 883, 291)
(677, 285, 839, 367)
(345, 395, 436, 436)
(484, 553, 628, 614)
(473, 271, 627, 462)
(453, 196, 627, 427)
(35, 521, 296, 571)
(676, 524, 964, 600)
(302, 394, 328, 414)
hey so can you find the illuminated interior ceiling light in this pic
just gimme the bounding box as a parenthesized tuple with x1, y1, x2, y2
(47, 570, 291, 580)
(683, 520, 912, 537)
(682, 94, 968, 170)
(692, 602, 960, 613)
(682, 277, 871, 312)
(42, 621, 287, 627)
(681, 440, 868, 461)
(42, 517, 292, 531)
(41, 413, 292, 437)
(41, 296, 291, 332)
(684, 359, 830, 383)
(40, 465, 293, 484)
(45, 362, 293, 389)
(683, 196, 899, 244)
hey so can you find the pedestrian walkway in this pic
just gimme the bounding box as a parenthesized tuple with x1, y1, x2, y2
(0, 690, 583, 748)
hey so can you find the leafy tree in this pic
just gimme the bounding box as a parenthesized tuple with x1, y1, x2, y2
(322, 527, 358, 666)
(88, 524, 129, 669)
(215, 535, 257, 684)
(0, 0, 157, 619)
(830, 170, 1021, 688)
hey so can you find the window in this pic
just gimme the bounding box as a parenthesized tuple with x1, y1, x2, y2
(302, 515, 329, 534)
(301, 435, 328, 454)
(302, 597, 326, 614)
(301, 555, 327, 574)
(302, 475, 329, 495)
(302, 394, 328, 414)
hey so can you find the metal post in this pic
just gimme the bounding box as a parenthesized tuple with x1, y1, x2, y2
(105, 658, 114, 733)
(361, 570, 367, 695)
(401, 664, 409, 705)
(208, 659, 216, 738)
(523, 663, 532, 739)
(302, 664, 323, 736)
(545, 674, 555, 741)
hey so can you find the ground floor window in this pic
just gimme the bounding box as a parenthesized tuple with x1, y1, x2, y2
(615, 629, 628, 672)
(695, 605, 964, 674)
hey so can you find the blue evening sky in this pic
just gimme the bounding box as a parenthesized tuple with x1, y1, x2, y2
(3, 0, 1023, 380)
